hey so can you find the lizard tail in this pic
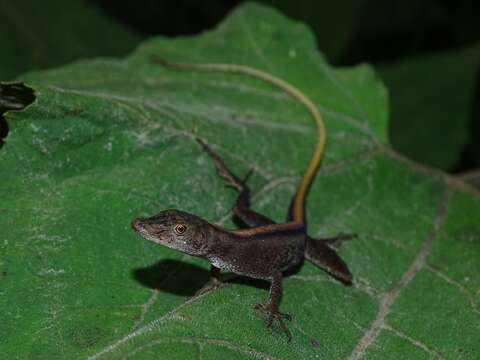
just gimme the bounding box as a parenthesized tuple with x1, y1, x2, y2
(152, 56, 326, 224)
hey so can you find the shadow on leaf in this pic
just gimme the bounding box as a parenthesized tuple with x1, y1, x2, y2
(132, 259, 209, 296)
(132, 259, 278, 296)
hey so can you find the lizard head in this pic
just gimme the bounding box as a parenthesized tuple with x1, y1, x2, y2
(131, 209, 213, 256)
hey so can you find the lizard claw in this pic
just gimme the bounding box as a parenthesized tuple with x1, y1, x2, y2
(254, 303, 292, 341)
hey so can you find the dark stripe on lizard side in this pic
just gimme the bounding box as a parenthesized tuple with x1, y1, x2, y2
(231, 222, 304, 238)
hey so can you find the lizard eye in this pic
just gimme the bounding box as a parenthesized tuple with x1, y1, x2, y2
(174, 224, 187, 235)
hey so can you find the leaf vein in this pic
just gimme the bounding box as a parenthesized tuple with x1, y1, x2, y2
(346, 188, 452, 360)
(383, 324, 446, 360)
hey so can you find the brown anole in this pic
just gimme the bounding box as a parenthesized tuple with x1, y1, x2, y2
(132, 57, 355, 340)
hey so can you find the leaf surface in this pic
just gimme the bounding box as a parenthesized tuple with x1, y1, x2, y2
(1, 3, 479, 359)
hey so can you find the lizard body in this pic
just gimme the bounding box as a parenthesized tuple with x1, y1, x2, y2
(132, 58, 354, 340)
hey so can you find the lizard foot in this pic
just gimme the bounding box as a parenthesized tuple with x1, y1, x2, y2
(193, 277, 222, 297)
(323, 233, 358, 249)
(254, 303, 292, 341)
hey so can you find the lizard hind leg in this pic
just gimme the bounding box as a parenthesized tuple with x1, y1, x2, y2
(196, 137, 275, 227)
(321, 233, 357, 250)
(305, 236, 354, 285)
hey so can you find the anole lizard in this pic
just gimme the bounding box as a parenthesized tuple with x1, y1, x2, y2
(132, 57, 355, 340)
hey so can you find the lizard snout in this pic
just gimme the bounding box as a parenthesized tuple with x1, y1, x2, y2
(131, 218, 145, 231)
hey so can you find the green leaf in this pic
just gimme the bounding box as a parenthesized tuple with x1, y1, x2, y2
(1, 3, 479, 359)
(378, 44, 480, 170)
(0, 0, 140, 81)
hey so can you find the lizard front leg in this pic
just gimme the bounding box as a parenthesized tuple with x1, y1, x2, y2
(254, 271, 292, 341)
(194, 265, 222, 297)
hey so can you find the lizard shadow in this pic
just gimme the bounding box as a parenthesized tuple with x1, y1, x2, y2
(132, 259, 276, 296)
(132, 259, 208, 296)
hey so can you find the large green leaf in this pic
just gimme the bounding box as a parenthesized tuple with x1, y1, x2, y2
(0, 0, 140, 81)
(1, 3, 479, 359)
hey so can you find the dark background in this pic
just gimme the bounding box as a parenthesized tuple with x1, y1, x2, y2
(89, 0, 480, 66)
(1, 0, 479, 175)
